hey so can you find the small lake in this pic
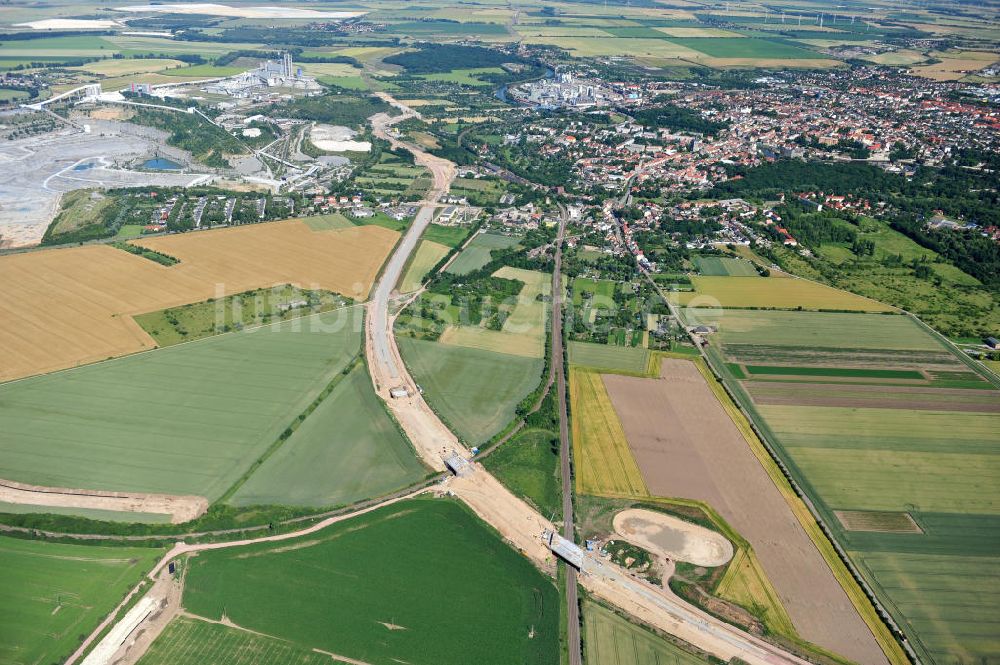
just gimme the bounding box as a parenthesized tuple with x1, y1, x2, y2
(143, 157, 183, 170)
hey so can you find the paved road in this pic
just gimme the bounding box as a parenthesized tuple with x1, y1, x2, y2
(550, 212, 582, 665)
(367, 104, 455, 383)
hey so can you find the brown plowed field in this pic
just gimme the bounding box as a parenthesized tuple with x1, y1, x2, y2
(0, 221, 397, 382)
(746, 382, 1000, 412)
(602, 359, 888, 665)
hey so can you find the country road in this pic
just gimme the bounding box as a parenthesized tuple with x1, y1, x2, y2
(69, 94, 857, 665)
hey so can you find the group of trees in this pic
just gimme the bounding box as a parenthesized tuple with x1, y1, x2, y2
(279, 92, 391, 129)
(629, 98, 728, 137)
(130, 108, 244, 168)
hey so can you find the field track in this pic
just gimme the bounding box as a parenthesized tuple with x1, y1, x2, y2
(0, 221, 397, 382)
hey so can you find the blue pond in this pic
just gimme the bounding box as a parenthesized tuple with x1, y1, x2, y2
(143, 158, 183, 170)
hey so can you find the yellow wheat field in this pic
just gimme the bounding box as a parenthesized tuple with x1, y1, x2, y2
(0, 221, 398, 382)
(569, 368, 649, 497)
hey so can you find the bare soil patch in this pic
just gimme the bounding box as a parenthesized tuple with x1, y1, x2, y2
(602, 359, 887, 665)
(613, 508, 733, 567)
(0, 479, 206, 523)
(750, 393, 1000, 412)
(746, 381, 1000, 412)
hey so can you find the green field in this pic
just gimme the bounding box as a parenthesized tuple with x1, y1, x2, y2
(711, 310, 941, 351)
(0, 35, 117, 57)
(571, 277, 617, 305)
(693, 255, 759, 277)
(856, 550, 999, 665)
(180, 498, 559, 665)
(0, 88, 29, 101)
(231, 365, 427, 507)
(672, 275, 894, 311)
(0, 537, 162, 665)
(422, 222, 472, 247)
(133, 285, 350, 347)
(303, 212, 354, 231)
(0, 308, 363, 505)
(713, 307, 1000, 665)
(399, 337, 544, 444)
(743, 365, 925, 379)
(668, 37, 827, 59)
(482, 428, 561, 517)
(583, 601, 709, 665)
(446, 232, 520, 275)
(421, 66, 504, 86)
(568, 341, 650, 373)
(139, 616, 331, 665)
(400, 239, 449, 292)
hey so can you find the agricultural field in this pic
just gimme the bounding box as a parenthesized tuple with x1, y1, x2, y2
(0, 221, 396, 382)
(910, 49, 999, 80)
(583, 601, 709, 665)
(445, 231, 520, 275)
(138, 616, 332, 665)
(0, 537, 162, 665)
(482, 428, 561, 518)
(669, 275, 893, 311)
(231, 365, 427, 507)
(70, 58, 185, 77)
(708, 307, 1000, 664)
(179, 498, 559, 665)
(568, 341, 650, 374)
(421, 66, 504, 86)
(693, 255, 759, 277)
(400, 239, 449, 292)
(708, 310, 941, 351)
(598, 358, 887, 664)
(667, 37, 828, 60)
(569, 368, 648, 498)
(399, 337, 544, 445)
(422, 222, 472, 247)
(0, 307, 364, 506)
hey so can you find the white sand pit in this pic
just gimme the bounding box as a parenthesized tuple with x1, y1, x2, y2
(613, 508, 733, 567)
(16, 19, 121, 29)
(115, 4, 364, 19)
(310, 124, 371, 152)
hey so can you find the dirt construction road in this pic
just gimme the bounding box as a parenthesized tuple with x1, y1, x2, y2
(0, 479, 206, 523)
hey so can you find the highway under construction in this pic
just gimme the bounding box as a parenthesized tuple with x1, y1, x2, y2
(63, 95, 869, 665)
